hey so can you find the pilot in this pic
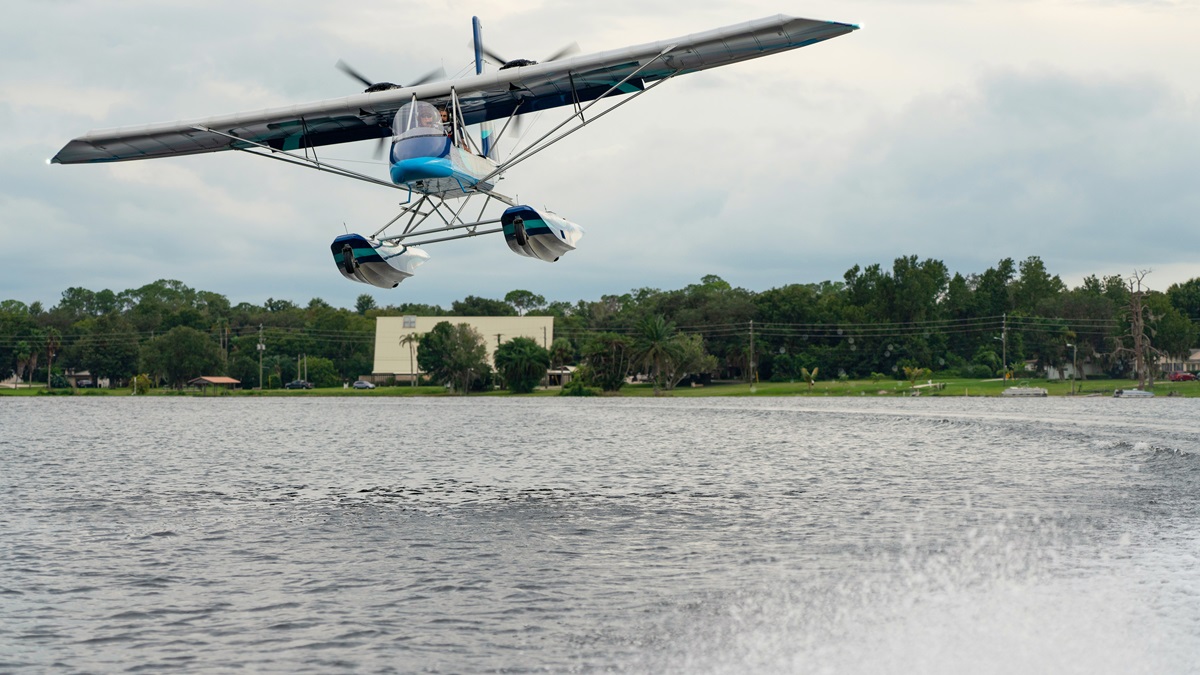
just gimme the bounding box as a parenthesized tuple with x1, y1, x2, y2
(439, 107, 464, 150)
(418, 107, 441, 128)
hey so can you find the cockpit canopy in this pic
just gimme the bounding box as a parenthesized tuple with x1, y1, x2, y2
(391, 101, 451, 163)
(393, 101, 444, 138)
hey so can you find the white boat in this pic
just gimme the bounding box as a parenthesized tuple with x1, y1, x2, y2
(1113, 389, 1155, 398)
(1002, 387, 1048, 397)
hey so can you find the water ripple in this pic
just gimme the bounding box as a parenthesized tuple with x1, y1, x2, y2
(1, 396, 1198, 673)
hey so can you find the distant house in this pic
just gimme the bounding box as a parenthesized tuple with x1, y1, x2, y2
(1043, 361, 1104, 381)
(188, 376, 241, 393)
(66, 370, 100, 388)
(546, 365, 576, 387)
(1160, 348, 1200, 375)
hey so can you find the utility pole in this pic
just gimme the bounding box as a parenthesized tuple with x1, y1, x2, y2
(1002, 312, 1008, 379)
(749, 319, 756, 387)
(1066, 342, 1077, 395)
(257, 324, 265, 389)
(45, 330, 59, 390)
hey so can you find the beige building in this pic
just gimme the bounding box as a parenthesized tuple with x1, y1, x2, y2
(1161, 348, 1200, 375)
(373, 315, 554, 381)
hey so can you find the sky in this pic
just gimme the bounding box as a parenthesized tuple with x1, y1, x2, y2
(3, 0, 1199, 310)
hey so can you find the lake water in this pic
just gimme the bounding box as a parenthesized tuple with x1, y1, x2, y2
(2, 396, 1198, 673)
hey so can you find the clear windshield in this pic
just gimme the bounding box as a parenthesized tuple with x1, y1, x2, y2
(393, 102, 444, 138)
(391, 101, 451, 162)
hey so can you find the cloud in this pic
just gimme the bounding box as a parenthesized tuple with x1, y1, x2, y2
(4, 0, 1200, 309)
(755, 65, 1200, 285)
(0, 85, 133, 121)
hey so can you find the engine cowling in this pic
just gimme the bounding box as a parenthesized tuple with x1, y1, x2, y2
(331, 234, 429, 288)
(501, 206, 584, 262)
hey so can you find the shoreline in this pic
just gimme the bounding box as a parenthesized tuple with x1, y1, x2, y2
(4, 379, 1197, 398)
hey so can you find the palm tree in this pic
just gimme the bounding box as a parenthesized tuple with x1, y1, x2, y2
(14, 341, 31, 385)
(800, 366, 819, 392)
(549, 337, 573, 387)
(632, 314, 680, 395)
(581, 333, 633, 392)
(399, 332, 420, 386)
(494, 337, 551, 393)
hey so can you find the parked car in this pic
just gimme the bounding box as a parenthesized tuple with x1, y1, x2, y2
(352, 380, 376, 389)
(284, 380, 314, 389)
(1169, 372, 1196, 382)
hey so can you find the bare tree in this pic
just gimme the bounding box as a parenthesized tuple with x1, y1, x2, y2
(1113, 270, 1163, 390)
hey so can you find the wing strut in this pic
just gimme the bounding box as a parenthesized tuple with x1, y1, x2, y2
(450, 87, 483, 156)
(482, 46, 680, 183)
(569, 72, 583, 118)
(299, 117, 320, 167)
(485, 100, 525, 157)
(193, 125, 407, 192)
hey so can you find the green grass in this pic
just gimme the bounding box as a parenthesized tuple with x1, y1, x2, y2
(4, 378, 1197, 397)
(675, 377, 1196, 398)
(0, 386, 43, 396)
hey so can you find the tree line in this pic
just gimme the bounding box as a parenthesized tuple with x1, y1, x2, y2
(2, 257, 1198, 390)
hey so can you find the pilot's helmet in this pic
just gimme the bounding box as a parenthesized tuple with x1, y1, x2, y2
(418, 107, 439, 127)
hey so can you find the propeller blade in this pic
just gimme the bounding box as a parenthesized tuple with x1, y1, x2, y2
(373, 136, 388, 160)
(405, 67, 446, 87)
(481, 45, 508, 66)
(543, 42, 580, 62)
(336, 60, 374, 88)
(339, 60, 444, 91)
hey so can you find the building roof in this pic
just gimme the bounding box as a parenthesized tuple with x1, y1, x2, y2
(188, 376, 240, 385)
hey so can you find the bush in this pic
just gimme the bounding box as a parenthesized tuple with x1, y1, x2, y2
(956, 364, 993, 379)
(131, 374, 153, 394)
(468, 365, 495, 392)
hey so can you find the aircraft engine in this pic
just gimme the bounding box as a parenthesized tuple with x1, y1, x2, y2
(331, 234, 429, 288)
(501, 206, 584, 262)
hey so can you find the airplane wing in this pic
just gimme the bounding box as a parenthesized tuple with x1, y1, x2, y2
(52, 15, 856, 165)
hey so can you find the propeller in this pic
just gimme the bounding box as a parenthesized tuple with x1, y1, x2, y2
(480, 42, 579, 70)
(336, 60, 446, 92)
(479, 42, 579, 147)
(335, 61, 447, 159)
(542, 42, 582, 63)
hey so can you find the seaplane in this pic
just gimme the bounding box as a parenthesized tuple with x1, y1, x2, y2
(52, 15, 857, 288)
